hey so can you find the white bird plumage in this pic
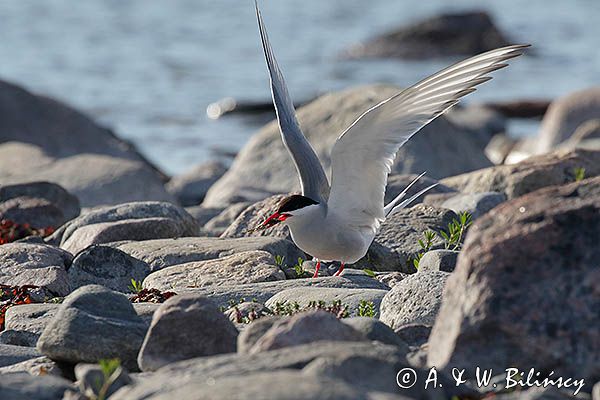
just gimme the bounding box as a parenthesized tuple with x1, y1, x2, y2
(254, 1, 527, 274)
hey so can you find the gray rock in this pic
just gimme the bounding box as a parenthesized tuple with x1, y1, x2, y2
(368, 204, 457, 272)
(0, 181, 80, 223)
(441, 148, 600, 199)
(166, 160, 227, 206)
(75, 363, 132, 399)
(204, 85, 492, 206)
(535, 87, 600, 153)
(417, 250, 459, 272)
(380, 271, 449, 329)
(138, 294, 238, 371)
(375, 272, 407, 288)
(428, 176, 600, 384)
(68, 245, 151, 293)
(183, 205, 224, 227)
(485, 133, 518, 164)
(265, 287, 388, 317)
(177, 273, 389, 309)
(61, 217, 185, 255)
(384, 174, 456, 206)
(131, 303, 160, 326)
(0, 197, 66, 229)
(1, 304, 58, 347)
(36, 285, 147, 370)
(395, 324, 432, 348)
(248, 311, 365, 354)
(203, 201, 251, 236)
(342, 317, 409, 349)
(220, 194, 291, 239)
(0, 356, 59, 376)
(237, 316, 280, 354)
(224, 301, 270, 324)
(48, 201, 198, 247)
(112, 236, 305, 273)
(0, 372, 73, 400)
(142, 250, 285, 291)
(342, 11, 510, 59)
(0, 243, 72, 296)
(494, 387, 588, 399)
(0, 344, 40, 367)
(441, 191, 506, 219)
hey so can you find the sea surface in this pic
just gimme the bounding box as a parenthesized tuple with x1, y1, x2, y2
(0, 0, 599, 174)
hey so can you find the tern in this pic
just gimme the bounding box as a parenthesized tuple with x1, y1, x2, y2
(253, 2, 527, 277)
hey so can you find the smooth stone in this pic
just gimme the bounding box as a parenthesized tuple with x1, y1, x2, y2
(417, 250, 459, 272)
(265, 287, 388, 317)
(0, 344, 41, 367)
(112, 236, 305, 272)
(380, 271, 449, 329)
(342, 317, 409, 349)
(0, 243, 72, 296)
(2, 304, 59, 347)
(395, 324, 432, 348)
(0, 197, 66, 229)
(166, 160, 227, 206)
(0, 356, 59, 376)
(138, 294, 238, 371)
(428, 176, 600, 384)
(203, 202, 251, 236)
(68, 245, 151, 293)
(220, 195, 290, 239)
(143, 250, 285, 291)
(0, 372, 74, 400)
(441, 191, 506, 219)
(36, 285, 147, 370)
(183, 205, 223, 227)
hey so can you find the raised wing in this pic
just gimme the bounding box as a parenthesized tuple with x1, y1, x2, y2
(327, 45, 528, 232)
(255, 2, 330, 203)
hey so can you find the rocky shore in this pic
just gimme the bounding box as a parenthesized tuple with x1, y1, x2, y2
(0, 79, 599, 399)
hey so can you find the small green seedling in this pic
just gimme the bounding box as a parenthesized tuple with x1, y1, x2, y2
(293, 257, 305, 277)
(440, 211, 472, 251)
(363, 268, 376, 278)
(274, 255, 285, 268)
(412, 230, 436, 269)
(128, 279, 143, 294)
(87, 358, 122, 400)
(357, 300, 376, 317)
(574, 167, 586, 182)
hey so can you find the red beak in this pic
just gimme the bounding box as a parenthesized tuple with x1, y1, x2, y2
(254, 212, 290, 231)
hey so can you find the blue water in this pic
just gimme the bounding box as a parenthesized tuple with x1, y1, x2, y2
(0, 1, 599, 174)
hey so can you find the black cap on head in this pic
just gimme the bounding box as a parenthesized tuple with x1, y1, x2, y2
(277, 195, 318, 213)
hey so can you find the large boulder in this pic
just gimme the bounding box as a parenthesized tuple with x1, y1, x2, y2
(441, 148, 600, 199)
(428, 177, 600, 383)
(204, 85, 493, 206)
(36, 285, 147, 370)
(0, 243, 72, 296)
(1, 304, 58, 347)
(166, 161, 227, 206)
(342, 11, 511, 59)
(138, 294, 238, 371)
(534, 87, 600, 153)
(220, 194, 290, 239)
(142, 250, 285, 291)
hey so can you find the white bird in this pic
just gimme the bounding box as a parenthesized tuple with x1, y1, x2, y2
(253, 2, 527, 277)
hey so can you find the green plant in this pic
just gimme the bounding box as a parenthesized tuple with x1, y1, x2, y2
(412, 230, 436, 269)
(363, 268, 376, 278)
(86, 358, 122, 400)
(272, 299, 350, 319)
(574, 167, 586, 182)
(274, 255, 285, 268)
(293, 257, 305, 277)
(128, 279, 143, 294)
(439, 211, 473, 251)
(357, 300, 376, 317)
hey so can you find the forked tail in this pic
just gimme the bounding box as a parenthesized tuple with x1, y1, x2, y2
(383, 173, 439, 217)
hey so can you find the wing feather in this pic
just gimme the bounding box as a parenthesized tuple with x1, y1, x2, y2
(328, 45, 528, 232)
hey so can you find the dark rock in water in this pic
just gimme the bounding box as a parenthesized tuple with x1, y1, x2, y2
(36, 285, 147, 370)
(384, 174, 456, 206)
(47, 201, 198, 247)
(366, 204, 457, 272)
(247, 311, 365, 354)
(220, 194, 290, 239)
(142, 250, 284, 291)
(380, 271, 449, 330)
(112, 236, 305, 273)
(0, 181, 80, 223)
(428, 177, 600, 384)
(342, 317, 409, 349)
(0, 372, 74, 400)
(441, 191, 506, 219)
(0, 343, 41, 367)
(342, 11, 511, 60)
(166, 161, 228, 206)
(138, 294, 238, 371)
(203, 85, 493, 206)
(0, 243, 72, 296)
(417, 249, 459, 272)
(483, 99, 551, 118)
(441, 148, 600, 199)
(69, 245, 151, 292)
(75, 363, 132, 399)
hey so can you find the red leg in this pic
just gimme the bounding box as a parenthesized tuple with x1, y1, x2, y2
(312, 260, 321, 278)
(333, 262, 345, 277)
